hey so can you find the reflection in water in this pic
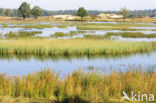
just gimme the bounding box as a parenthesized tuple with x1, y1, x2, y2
(0, 52, 155, 77)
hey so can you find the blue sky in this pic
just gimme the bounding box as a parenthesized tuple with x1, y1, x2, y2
(0, 0, 156, 10)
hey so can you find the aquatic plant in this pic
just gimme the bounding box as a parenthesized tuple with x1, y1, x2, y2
(77, 23, 156, 30)
(5, 31, 42, 38)
(51, 31, 87, 37)
(51, 32, 72, 37)
(0, 69, 155, 103)
(105, 32, 156, 38)
(0, 39, 152, 56)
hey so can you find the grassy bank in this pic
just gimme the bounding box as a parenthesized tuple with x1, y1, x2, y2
(77, 23, 156, 30)
(105, 32, 156, 38)
(0, 69, 155, 103)
(0, 39, 152, 56)
(84, 32, 156, 39)
(106, 32, 156, 38)
(51, 31, 87, 37)
(1, 24, 53, 29)
(5, 31, 42, 38)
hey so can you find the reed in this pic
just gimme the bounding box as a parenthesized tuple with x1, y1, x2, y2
(0, 68, 155, 103)
(5, 31, 42, 38)
(51, 31, 87, 37)
(77, 23, 156, 30)
(0, 39, 152, 56)
(105, 32, 156, 38)
(0, 23, 53, 29)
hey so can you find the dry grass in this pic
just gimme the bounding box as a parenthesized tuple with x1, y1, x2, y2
(0, 69, 155, 103)
(1, 16, 156, 23)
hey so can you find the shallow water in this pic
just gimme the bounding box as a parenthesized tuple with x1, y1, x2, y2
(129, 27, 156, 30)
(1, 26, 156, 38)
(1, 21, 156, 41)
(111, 36, 156, 42)
(134, 23, 156, 25)
(0, 52, 155, 77)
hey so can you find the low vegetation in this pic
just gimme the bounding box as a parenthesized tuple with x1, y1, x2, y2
(105, 32, 156, 38)
(84, 32, 156, 39)
(51, 31, 87, 37)
(5, 31, 42, 38)
(84, 35, 106, 39)
(0, 39, 152, 56)
(51, 32, 73, 37)
(2, 24, 53, 29)
(0, 69, 155, 103)
(77, 23, 156, 30)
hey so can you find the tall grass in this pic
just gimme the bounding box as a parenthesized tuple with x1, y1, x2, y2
(5, 31, 42, 38)
(51, 31, 87, 37)
(105, 32, 156, 38)
(0, 69, 155, 103)
(0, 23, 53, 29)
(0, 39, 152, 56)
(77, 23, 156, 30)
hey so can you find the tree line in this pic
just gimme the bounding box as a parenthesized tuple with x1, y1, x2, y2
(1, 2, 156, 18)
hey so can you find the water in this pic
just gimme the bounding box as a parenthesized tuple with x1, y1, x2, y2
(1, 26, 156, 38)
(111, 36, 156, 42)
(0, 52, 156, 77)
(134, 23, 156, 26)
(129, 27, 156, 30)
(0, 26, 77, 37)
(0, 21, 156, 76)
(1, 21, 156, 41)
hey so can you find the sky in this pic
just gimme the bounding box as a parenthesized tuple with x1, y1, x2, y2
(0, 0, 156, 11)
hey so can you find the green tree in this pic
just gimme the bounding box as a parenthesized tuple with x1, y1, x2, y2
(31, 6, 42, 19)
(76, 7, 88, 19)
(120, 7, 130, 20)
(18, 2, 30, 19)
(3, 9, 10, 16)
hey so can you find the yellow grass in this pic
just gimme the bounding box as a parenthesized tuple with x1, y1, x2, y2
(0, 69, 155, 103)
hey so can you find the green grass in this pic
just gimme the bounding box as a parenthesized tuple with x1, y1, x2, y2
(51, 32, 70, 37)
(84, 35, 107, 39)
(0, 22, 53, 29)
(21, 24, 53, 29)
(5, 31, 42, 38)
(51, 32, 76, 37)
(0, 39, 152, 56)
(84, 32, 156, 39)
(13, 24, 53, 29)
(0, 69, 155, 103)
(105, 32, 156, 38)
(51, 31, 87, 37)
(77, 23, 156, 30)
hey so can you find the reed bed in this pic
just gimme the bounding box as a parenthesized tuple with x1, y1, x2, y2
(84, 32, 156, 39)
(0, 69, 155, 103)
(0, 23, 53, 29)
(5, 31, 42, 38)
(51, 31, 87, 37)
(77, 23, 156, 30)
(0, 39, 152, 56)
